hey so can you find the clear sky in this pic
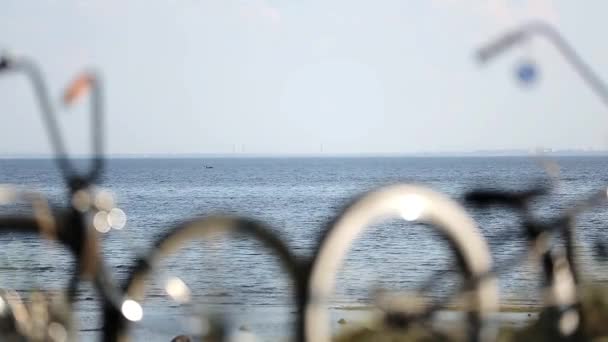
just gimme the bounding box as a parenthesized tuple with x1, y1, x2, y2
(1, 1, 607, 156)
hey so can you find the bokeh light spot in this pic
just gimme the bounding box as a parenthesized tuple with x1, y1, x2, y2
(94, 190, 115, 211)
(108, 208, 127, 230)
(93, 211, 111, 233)
(121, 299, 143, 322)
(399, 194, 427, 221)
(165, 276, 191, 304)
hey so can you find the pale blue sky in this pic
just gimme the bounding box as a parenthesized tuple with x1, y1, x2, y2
(1, 1, 607, 155)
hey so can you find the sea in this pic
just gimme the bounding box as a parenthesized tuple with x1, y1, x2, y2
(1, 156, 608, 341)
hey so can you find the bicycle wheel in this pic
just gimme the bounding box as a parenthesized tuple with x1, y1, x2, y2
(306, 184, 499, 342)
(104, 215, 305, 342)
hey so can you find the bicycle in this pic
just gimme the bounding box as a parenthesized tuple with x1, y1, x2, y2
(467, 20, 608, 340)
(0, 52, 124, 341)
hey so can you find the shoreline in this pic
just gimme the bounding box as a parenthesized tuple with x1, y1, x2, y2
(76, 302, 541, 340)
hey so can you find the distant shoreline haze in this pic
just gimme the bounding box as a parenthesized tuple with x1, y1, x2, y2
(2, 150, 608, 159)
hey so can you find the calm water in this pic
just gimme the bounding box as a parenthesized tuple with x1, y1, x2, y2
(1, 156, 608, 340)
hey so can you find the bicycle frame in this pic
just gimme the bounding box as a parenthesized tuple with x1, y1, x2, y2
(0, 54, 104, 188)
(477, 20, 608, 106)
(0, 53, 122, 341)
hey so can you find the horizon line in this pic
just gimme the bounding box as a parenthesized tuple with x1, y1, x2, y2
(2, 150, 608, 159)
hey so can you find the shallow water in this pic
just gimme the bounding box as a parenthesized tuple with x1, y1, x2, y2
(1, 156, 608, 340)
